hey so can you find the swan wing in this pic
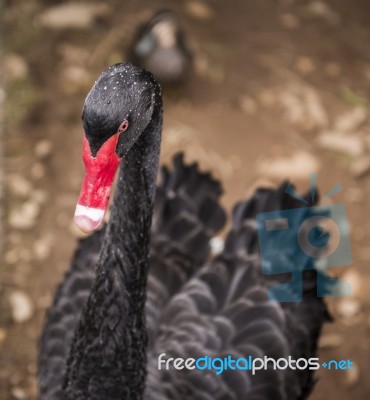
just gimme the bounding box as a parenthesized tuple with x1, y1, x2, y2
(146, 184, 330, 400)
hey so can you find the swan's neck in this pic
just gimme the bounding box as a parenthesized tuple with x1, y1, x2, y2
(63, 107, 162, 400)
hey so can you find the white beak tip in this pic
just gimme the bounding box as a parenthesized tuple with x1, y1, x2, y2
(74, 205, 105, 234)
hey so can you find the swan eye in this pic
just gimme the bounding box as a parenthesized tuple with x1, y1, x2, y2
(118, 120, 129, 133)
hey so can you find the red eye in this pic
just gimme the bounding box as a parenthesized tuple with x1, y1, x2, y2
(118, 120, 129, 133)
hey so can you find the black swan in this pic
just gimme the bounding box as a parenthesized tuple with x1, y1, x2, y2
(129, 11, 192, 85)
(38, 63, 330, 400)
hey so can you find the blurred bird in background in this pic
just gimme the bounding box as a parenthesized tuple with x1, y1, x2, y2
(129, 10, 193, 85)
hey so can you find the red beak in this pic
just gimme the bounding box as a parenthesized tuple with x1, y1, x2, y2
(74, 134, 122, 233)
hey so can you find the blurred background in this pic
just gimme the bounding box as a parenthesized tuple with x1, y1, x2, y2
(2, 0, 370, 399)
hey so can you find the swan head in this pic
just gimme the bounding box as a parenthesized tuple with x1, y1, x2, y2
(74, 63, 161, 233)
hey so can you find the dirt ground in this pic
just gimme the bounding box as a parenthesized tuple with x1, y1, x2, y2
(2, 0, 370, 399)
